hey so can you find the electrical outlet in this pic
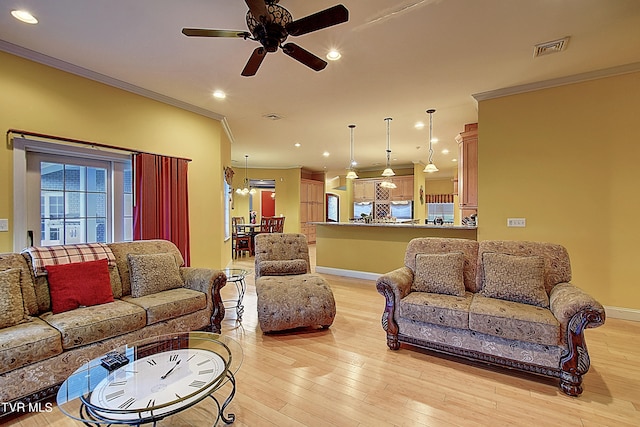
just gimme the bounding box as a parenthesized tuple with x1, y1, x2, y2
(0, 219, 8, 232)
(507, 218, 526, 227)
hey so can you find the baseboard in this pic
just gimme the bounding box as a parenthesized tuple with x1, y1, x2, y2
(604, 306, 640, 322)
(315, 266, 379, 282)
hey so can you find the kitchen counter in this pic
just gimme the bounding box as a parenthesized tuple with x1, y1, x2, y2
(313, 222, 477, 279)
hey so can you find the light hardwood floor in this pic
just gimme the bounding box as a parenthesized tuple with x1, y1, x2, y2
(6, 246, 640, 426)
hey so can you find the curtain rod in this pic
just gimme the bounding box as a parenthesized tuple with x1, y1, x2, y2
(6, 129, 192, 162)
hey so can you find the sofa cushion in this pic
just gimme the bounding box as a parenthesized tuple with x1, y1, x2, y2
(399, 291, 472, 329)
(45, 259, 115, 314)
(0, 268, 28, 329)
(258, 259, 308, 276)
(40, 300, 146, 350)
(480, 253, 549, 308)
(108, 240, 184, 296)
(476, 240, 572, 294)
(128, 253, 183, 298)
(0, 253, 38, 316)
(413, 252, 465, 296)
(0, 317, 62, 375)
(404, 238, 480, 292)
(122, 288, 207, 325)
(469, 294, 560, 346)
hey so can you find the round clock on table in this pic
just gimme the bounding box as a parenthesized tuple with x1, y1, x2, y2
(86, 347, 228, 423)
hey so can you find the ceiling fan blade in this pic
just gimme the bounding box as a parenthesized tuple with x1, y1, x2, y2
(286, 4, 349, 37)
(282, 43, 327, 72)
(182, 28, 250, 38)
(245, 0, 270, 23)
(241, 47, 267, 76)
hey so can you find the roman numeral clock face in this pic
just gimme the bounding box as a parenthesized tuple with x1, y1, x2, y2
(89, 348, 226, 419)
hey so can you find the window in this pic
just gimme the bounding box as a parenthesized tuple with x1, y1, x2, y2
(427, 202, 454, 224)
(12, 137, 132, 250)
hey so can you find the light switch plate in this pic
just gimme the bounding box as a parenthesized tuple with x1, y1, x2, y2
(507, 218, 526, 227)
(0, 219, 8, 232)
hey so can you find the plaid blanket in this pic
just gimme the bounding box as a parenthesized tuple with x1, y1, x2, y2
(22, 243, 117, 277)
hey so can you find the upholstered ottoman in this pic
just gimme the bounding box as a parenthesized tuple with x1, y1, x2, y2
(255, 274, 336, 333)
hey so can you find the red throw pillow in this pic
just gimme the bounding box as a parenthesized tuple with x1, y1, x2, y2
(46, 258, 114, 314)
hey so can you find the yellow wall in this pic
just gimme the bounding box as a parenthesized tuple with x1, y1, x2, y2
(478, 70, 640, 309)
(230, 167, 301, 233)
(0, 52, 230, 269)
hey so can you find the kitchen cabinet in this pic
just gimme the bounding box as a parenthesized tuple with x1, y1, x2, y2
(390, 176, 414, 201)
(456, 123, 478, 214)
(300, 179, 324, 243)
(353, 180, 375, 202)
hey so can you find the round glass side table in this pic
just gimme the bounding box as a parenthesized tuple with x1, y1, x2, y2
(222, 268, 250, 321)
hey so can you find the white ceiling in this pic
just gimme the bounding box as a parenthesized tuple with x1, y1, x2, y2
(2, 0, 640, 178)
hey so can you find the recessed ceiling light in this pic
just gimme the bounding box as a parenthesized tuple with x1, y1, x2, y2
(323, 151, 330, 157)
(452, 158, 458, 162)
(431, 138, 439, 143)
(11, 10, 38, 24)
(441, 149, 449, 154)
(212, 90, 226, 99)
(414, 122, 425, 129)
(326, 49, 341, 61)
(294, 143, 301, 147)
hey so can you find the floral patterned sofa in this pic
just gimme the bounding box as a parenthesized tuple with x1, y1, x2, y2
(0, 239, 226, 416)
(376, 238, 605, 396)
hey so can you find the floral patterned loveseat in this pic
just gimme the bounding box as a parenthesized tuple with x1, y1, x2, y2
(376, 238, 605, 396)
(0, 239, 226, 416)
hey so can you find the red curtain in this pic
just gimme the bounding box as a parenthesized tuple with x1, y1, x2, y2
(133, 153, 191, 265)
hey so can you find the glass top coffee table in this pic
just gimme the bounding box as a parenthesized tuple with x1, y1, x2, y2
(57, 332, 242, 426)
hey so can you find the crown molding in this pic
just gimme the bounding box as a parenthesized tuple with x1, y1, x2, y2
(473, 61, 640, 102)
(0, 40, 225, 122)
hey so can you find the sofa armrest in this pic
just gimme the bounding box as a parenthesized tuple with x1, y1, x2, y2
(550, 282, 605, 396)
(375, 266, 414, 350)
(550, 283, 606, 333)
(180, 267, 227, 333)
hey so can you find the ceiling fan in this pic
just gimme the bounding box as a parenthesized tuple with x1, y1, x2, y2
(182, 0, 349, 76)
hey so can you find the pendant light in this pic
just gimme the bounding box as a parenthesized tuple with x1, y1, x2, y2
(380, 117, 397, 189)
(423, 109, 439, 173)
(346, 124, 358, 179)
(381, 117, 395, 177)
(235, 155, 257, 195)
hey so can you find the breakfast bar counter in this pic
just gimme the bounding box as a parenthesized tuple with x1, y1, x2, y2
(312, 222, 477, 279)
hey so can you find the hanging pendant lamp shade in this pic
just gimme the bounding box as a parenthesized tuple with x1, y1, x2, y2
(423, 109, 439, 173)
(346, 124, 358, 179)
(381, 117, 396, 182)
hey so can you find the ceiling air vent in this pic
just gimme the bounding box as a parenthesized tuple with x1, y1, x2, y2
(533, 36, 570, 57)
(263, 113, 283, 121)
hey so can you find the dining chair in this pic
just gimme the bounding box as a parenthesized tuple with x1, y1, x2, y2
(231, 216, 251, 258)
(260, 216, 285, 233)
